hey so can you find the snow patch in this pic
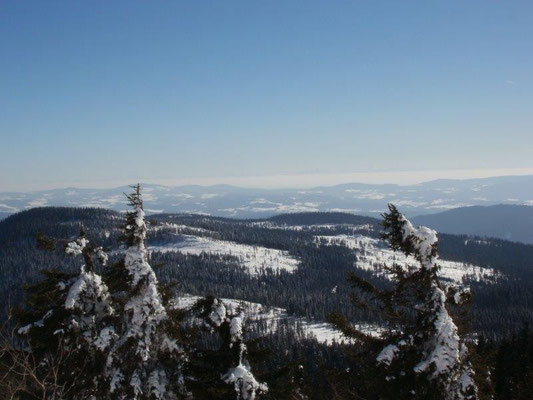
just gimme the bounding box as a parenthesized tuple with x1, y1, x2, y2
(149, 235, 299, 275)
(316, 234, 497, 284)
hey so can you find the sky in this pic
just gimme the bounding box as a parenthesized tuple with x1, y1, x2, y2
(1, 1, 532, 191)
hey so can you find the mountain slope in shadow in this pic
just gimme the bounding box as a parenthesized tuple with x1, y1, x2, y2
(412, 204, 533, 244)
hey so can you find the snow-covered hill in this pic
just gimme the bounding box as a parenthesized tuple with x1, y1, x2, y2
(0, 207, 525, 338)
(150, 235, 299, 275)
(316, 234, 497, 284)
(148, 221, 497, 285)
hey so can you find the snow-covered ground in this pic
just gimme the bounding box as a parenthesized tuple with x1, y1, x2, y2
(147, 222, 496, 283)
(249, 221, 374, 233)
(174, 295, 382, 345)
(301, 321, 382, 345)
(150, 222, 214, 235)
(149, 235, 299, 275)
(464, 239, 492, 246)
(316, 234, 497, 284)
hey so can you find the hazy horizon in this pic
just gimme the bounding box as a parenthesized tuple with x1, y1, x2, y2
(2, 167, 533, 193)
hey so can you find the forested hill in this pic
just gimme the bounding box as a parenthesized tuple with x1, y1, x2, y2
(412, 204, 533, 244)
(0, 207, 121, 244)
(267, 211, 379, 226)
(1, 207, 533, 337)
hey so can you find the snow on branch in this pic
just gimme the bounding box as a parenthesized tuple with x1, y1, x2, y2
(222, 359, 268, 400)
(65, 236, 89, 256)
(398, 214, 438, 269)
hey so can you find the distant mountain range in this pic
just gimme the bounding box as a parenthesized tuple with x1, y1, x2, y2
(1, 174, 532, 220)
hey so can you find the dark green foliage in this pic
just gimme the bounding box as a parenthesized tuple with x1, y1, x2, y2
(268, 212, 377, 227)
(187, 296, 268, 399)
(188, 296, 241, 399)
(123, 183, 144, 247)
(7, 223, 118, 399)
(10, 269, 109, 399)
(382, 204, 417, 256)
(36, 231, 57, 251)
(0, 207, 120, 319)
(493, 325, 533, 399)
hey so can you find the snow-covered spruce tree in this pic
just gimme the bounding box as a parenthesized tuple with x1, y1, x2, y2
(330, 204, 478, 400)
(105, 184, 189, 399)
(14, 225, 113, 398)
(63, 226, 115, 355)
(190, 297, 267, 400)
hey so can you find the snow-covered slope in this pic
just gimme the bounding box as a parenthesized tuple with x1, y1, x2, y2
(147, 220, 497, 283)
(316, 234, 497, 284)
(149, 235, 299, 275)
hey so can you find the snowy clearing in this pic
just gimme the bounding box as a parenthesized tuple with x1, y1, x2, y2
(149, 222, 214, 235)
(149, 235, 299, 275)
(316, 234, 498, 284)
(249, 221, 375, 233)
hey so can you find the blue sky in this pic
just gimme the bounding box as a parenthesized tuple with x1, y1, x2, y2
(1, 1, 532, 190)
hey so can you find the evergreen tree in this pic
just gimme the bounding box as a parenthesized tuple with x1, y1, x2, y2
(331, 204, 478, 399)
(190, 296, 268, 400)
(14, 225, 112, 398)
(12, 185, 191, 399)
(104, 184, 189, 399)
(493, 324, 533, 399)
